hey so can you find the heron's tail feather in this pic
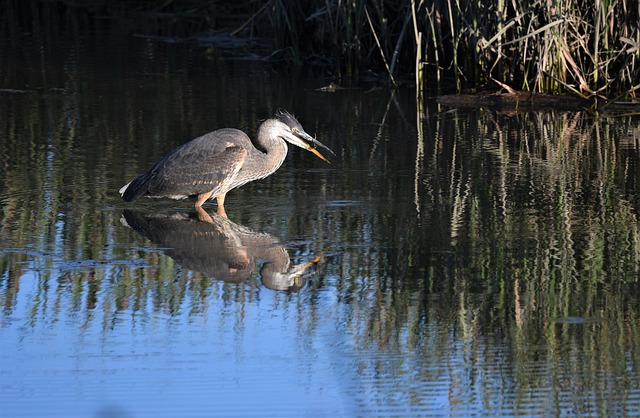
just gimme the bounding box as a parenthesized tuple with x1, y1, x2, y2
(119, 182, 131, 197)
(120, 171, 153, 202)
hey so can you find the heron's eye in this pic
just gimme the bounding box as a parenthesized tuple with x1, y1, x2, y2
(291, 127, 297, 133)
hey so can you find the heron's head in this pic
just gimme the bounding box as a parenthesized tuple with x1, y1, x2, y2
(272, 110, 334, 163)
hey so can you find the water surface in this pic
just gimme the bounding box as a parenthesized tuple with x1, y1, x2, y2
(1, 31, 639, 417)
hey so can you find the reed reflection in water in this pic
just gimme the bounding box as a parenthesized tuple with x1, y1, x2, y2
(0, 32, 639, 416)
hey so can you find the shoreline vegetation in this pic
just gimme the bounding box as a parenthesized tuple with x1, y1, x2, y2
(2, 0, 639, 106)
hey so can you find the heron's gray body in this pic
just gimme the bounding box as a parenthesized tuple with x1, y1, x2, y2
(119, 128, 285, 202)
(119, 111, 331, 214)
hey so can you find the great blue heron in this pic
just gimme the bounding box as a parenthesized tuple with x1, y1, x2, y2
(119, 110, 333, 215)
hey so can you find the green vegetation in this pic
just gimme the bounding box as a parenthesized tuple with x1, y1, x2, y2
(2, 0, 639, 97)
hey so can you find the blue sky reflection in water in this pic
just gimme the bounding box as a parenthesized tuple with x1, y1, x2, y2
(1, 33, 639, 417)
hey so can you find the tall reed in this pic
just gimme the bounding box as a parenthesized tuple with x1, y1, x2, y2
(2, 0, 638, 97)
(251, 0, 640, 97)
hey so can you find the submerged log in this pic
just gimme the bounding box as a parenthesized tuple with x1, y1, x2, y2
(437, 92, 640, 112)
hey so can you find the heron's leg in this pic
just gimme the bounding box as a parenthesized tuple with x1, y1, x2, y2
(216, 193, 227, 217)
(195, 190, 214, 208)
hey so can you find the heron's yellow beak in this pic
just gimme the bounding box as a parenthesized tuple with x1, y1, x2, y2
(295, 131, 334, 163)
(304, 143, 330, 163)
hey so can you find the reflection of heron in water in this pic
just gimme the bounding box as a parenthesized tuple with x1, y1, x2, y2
(121, 207, 320, 291)
(119, 110, 333, 216)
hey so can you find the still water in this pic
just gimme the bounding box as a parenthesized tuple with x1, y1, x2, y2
(1, 33, 639, 417)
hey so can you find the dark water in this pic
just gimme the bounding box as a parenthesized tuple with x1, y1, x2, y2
(1, 32, 639, 417)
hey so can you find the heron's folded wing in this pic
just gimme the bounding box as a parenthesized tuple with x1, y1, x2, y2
(148, 143, 247, 196)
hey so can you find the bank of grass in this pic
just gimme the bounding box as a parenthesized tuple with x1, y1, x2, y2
(2, 0, 639, 98)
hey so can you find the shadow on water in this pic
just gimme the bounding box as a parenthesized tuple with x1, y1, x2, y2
(121, 208, 319, 292)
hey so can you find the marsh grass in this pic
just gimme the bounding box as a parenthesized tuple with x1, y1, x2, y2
(241, 0, 640, 98)
(2, 0, 639, 97)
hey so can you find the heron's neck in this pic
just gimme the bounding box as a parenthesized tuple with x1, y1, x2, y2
(243, 127, 289, 180)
